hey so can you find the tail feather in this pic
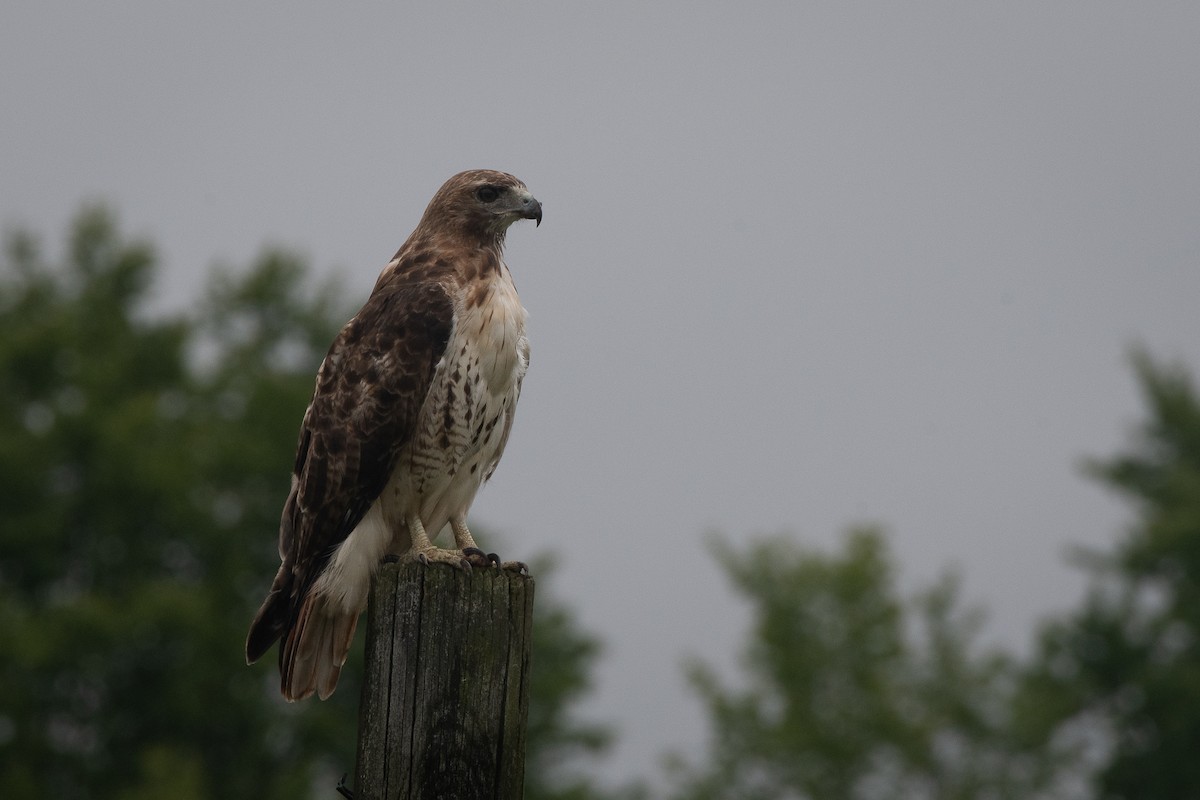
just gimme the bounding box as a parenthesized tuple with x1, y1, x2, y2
(279, 591, 359, 702)
(246, 566, 291, 665)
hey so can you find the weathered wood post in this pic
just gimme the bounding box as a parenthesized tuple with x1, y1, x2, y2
(353, 560, 535, 800)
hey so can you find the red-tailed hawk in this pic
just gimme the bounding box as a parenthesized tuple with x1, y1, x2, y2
(245, 170, 541, 701)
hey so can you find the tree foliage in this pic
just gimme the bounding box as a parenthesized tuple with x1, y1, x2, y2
(8, 205, 1197, 800)
(1019, 351, 1200, 798)
(668, 530, 1056, 800)
(670, 353, 1200, 799)
(523, 552, 639, 800)
(0, 207, 613, 799)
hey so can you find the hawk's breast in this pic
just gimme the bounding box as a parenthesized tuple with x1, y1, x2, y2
(390, 265, 528, 534)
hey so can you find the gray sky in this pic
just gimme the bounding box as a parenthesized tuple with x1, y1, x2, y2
(4, 2, 1199, 789)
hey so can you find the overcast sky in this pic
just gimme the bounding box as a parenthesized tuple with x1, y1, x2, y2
(4, 2, 1199, 789)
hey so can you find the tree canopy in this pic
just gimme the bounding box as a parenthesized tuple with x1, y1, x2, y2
(668, 352, 1200, 799)
(0, 207, 615, 800)
(3, 204, 1198, 799)
(1016, 351, 1200, 798)
(666, 529, 1054, 800)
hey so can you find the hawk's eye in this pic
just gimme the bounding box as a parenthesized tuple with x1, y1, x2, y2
(476, 186, 500, 203)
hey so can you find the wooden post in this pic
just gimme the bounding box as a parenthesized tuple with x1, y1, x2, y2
(353, 560, 535, 800)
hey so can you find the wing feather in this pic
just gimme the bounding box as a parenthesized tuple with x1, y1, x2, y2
(245, 276, 454, 664)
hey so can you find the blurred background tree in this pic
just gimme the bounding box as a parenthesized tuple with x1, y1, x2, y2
(4, 205, 1198, 800)
(1016, 352, 1200, 799)
(667, 353, 1200, 800)
(665, 529, 1059, 800)
(0, 207, 618, 799)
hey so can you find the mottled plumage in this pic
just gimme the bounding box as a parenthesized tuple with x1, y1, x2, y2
(246, 170, 540, 701)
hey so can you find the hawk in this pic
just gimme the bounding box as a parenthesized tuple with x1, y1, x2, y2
(245, 170, 541, 701)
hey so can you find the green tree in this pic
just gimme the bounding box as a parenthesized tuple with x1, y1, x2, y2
(668, 529, 1056, 800)
(522, 554, 635, 800)
(1019, 352, 1200, 798)
(0, 207, 615, 799)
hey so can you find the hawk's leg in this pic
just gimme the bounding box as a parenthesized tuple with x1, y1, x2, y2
(453, 515, 529, 574)
(406, 514, 472, 569)
(452, 515, 499, 568)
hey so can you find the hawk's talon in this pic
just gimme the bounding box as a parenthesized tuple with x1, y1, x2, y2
(409, 545, 479, 571)
(487, 552, 501, 567)
(501, 560, 529, 575)
(462, 547, 493, 569)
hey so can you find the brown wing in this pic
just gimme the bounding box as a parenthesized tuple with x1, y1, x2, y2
(245, 277, 454, 664)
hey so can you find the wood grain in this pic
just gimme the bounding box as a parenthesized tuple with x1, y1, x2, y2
(354, 561, 534, 800)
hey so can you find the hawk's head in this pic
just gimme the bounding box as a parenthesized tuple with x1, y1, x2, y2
(421, 169, 542, 240)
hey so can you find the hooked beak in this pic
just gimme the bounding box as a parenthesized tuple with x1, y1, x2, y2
(521, 196, 543, 227)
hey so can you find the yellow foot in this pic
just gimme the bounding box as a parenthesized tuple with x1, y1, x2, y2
(407, 546, 474, 570)
(405, 544, 494, 568)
